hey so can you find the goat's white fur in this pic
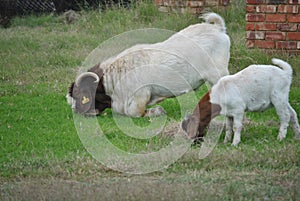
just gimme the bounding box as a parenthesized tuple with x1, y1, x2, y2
(210, 58, 300, 146)
(98, 13, 230, 117)
(66, 93, 76, 109)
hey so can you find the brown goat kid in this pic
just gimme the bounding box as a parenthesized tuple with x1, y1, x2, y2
(181, 91, 221, 142)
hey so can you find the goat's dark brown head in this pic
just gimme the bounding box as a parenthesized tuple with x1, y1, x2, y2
(181, 91, 221, 143)
(66, 64, 111, 116)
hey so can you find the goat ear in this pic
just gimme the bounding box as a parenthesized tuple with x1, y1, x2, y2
(182, 114, 192, 132)
(186, 116, 200, 139)
(74, 73, 99, 114)
(88, 63, 104, 79)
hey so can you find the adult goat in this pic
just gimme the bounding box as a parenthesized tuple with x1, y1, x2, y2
(67, 13, 230, 117)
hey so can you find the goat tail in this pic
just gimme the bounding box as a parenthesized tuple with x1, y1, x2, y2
(272, 58, 293, 76)
(201, 12, 226, 32)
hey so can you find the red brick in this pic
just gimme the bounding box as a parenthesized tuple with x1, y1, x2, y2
(256, 23, 277, 31)
(246, 0, 264, 4)
(278, 5, 298, 13)
(287, 32, 300, 40)
(266, 14, 287, 22)
(255, 40, 275, 49)
(246, 31, 265, 39)
(288, 14, 300, 23)
(266, 0, 286, 3)
(188, 7, 202, 14)
(288, 0, 300, 4)
(220, 0, 230, 6)
(162, 0, 169, 6)
(256, 5, 277, 13)
(266, 32, 286, 40)
(246, 13, 265, 22)
(173, 0, 185, 7)
(154, 0, 162, 5)
(246, 40, 255, 48)
(205, 0, 218, 6)
(246, 23, 256, 31)
(277, 23, 298, 31)
(276, 41, 297, 49)
(246, 5, 256, 13)
(246, 31, 254, 39)
(186, 1, 204, 7)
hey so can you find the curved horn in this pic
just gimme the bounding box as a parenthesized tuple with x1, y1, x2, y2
(75, 72, 100, 86)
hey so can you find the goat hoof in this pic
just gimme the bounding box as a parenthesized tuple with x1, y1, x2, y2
(223, 139, 230, 144)
(231, 141, 240, 147)
(145, 106, 166, 117)
(277, 135, 285, 141)
(192, 138, 203, 147)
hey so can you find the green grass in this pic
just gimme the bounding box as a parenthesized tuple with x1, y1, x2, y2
(1, 1, 300, 200)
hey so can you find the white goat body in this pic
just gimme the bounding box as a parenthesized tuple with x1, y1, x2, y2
(100, 13, 230, 117)
(210, 58, 300, 146)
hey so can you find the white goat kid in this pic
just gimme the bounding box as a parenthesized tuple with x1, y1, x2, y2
(210, 58, 300, 146)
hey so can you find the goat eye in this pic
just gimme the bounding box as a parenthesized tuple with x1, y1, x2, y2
(81, 96, 90, 105)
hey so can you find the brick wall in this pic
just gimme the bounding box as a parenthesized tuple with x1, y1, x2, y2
(154, 0, 230, 14)
(246, 0, 300, 54)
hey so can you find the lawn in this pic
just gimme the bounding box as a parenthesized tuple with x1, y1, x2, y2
(1, 1, 300, 200)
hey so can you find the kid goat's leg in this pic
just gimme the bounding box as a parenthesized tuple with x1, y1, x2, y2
(232, 113, 244, 146)
(224, 117, 233, 143)
(273, 102, 290, 141)
(288, 104, 300, 139)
